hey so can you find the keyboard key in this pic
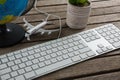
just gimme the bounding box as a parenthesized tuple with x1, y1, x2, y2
(101, 47, 108, 52)
(26, 61, 33, 66)
(79, 54, 88, 59)
(7, 61, 15, 67)
(45, 60, 51, 65)
(67, 48, 74, 52)
(81, 34, 87, 39)
(27, 47, 33, 50)
(57, 51, 63, 56)
(86, 51, 96, 57)
(51, 44, 58, 47)
(22, 52, 28, 57)
(51, 53, 57, 58)
(79, 47, 91, 53)
(15, 59, 21, 64)
(63, 40, 68, 44)
(24, 71, 36, 79)
(32, 64, 39, 70)
(15, 54, 22, 59)
(0, 55, 6, 59)
(96, 49, 103, 54)
(14, 51, 21, 55)
(35, 59, 73, 76)
(34, 49, 40, 53)
(15, 75, 25, 80)
(39, 57, 45, 62)
(11, 71, 18, 77)
(25, 67, 32, 72)
(32, 59, 39, 64)
(18, 69, 25, 74)
(28, 55, 35, 60)
(0, 68, 12, 75)
(74, 51, 80, 56)
(63, 45, 69, 49)
(73, 41, 80, 45)
(106, 46, 113, 50)
(63, 54, 69, 59)
(12, 65, 19, 71)
(21, 57, 28, 62)
(57, 42, 63, 46)
(34, 53, 40, 58)
(0, 64, 7, 69)
(57, 56, 63, 61)
(68, 52, 75, 57)
(45, 55, 51, 60)
(7, 53, 14, 57)
(38, 62, 45, 68)
(73, 36, 81, 41)
(113, 41, 120, 48)
(58, 46, 64, 50)
(1, 74, 11, 80)
(109, 39, 114, 43)
(1, 58, 9, 63)
(72, 56, 81, 61)
(51, 58, 57, 63)
(78, 44, 85, 49)
(114, 38, 119, 42)
(41, 47, 47, 51)
(68, 43, 74, 47)
(62, 50, 68, 54)
(73, 46, 79, 50)
(8, 56, 15, 61)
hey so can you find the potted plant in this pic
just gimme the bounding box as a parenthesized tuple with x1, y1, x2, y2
(66, 0, 91, 29)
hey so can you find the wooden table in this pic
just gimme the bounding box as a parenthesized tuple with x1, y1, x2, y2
(1, 0, 120, 80)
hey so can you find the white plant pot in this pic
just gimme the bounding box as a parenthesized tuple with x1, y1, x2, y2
(66, 2, 91, 29)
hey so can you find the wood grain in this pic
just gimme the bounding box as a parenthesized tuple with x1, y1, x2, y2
(0, 0, 120, 80)
(36, 0, 120, 8)
(74, 71, 120, 80)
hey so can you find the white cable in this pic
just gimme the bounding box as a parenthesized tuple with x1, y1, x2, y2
(34, 0, 49, 16)
(50, 14, 62, 38)
(45, 14, 51, 21)
(34, 0, 62, 38)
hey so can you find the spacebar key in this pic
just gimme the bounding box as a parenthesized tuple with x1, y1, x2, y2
(35, 59, 73, 76)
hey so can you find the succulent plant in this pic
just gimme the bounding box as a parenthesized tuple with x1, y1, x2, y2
(69, 0, 89, 6)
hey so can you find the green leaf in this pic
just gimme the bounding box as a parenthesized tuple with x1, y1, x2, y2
(0, 0, 6, 5)
(69, 0, 89, 6)
(69, 0, 76, 5)
(77, 0, 87, 4)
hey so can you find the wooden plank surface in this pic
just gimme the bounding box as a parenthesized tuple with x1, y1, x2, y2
(0, 0, 120, 80)
(74, 71, 120, 80)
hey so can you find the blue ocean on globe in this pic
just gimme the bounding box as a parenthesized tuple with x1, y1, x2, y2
(0, 0, 28, 24)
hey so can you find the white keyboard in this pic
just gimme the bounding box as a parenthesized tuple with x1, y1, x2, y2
(0, 24, 120, 80)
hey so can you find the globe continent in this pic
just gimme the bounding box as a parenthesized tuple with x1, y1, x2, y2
(0, 0, 6, 5)
(0, 0, 28, 24)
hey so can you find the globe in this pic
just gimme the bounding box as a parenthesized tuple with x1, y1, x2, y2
(0, 0, 28, 24)
(0, 0, 35, 47)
